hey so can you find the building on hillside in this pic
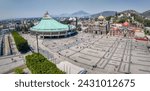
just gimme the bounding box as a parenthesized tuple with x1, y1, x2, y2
(83, 15, 109, 34)
(110, 22, 134, 37)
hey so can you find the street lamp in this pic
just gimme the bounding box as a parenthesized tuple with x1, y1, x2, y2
(36, 33, 40, 61)
(36, 33, 39, 54)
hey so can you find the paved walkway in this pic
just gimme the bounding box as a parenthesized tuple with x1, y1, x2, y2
(0, 55, 25, 73)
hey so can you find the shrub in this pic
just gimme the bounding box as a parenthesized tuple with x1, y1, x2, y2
(12, 31, 30, 53)
(14, 68, 24, 74)
(26, 53, 64, 74)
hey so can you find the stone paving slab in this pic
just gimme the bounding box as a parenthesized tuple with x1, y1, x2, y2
(124, 49, 130, 55)
(70, 53, 100, 66)
(89, 45, 110, 52)
(130, 64, 150, 74)
(132, 51, 150, 57)
(94, 42, 113, 47)
(80, 48, 105, 58)
(104, 52, 113, 59)
(119, 62, 129, 73)
(108, 60, 120, 66)
(131, 56, 150, 66)
(111, 56, 122, 62)
(69, 45, 84, 52)
(113, 54, 122, 57)
(123, 55, 130, 63)
(104, 64, 119, 73)
(115, 49, 124, 54)
(118, 44, 125, 49)
(59, 49, 76, 57)
(97, 58, 108, 69)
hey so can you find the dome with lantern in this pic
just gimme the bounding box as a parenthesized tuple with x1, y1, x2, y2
(98, 15, 105, 20)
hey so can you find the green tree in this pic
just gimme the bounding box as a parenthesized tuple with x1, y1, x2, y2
(144, 19, 150, 27)
(106, 16, 112, 21)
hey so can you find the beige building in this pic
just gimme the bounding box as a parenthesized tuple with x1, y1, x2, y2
(83, 15, 108, 34)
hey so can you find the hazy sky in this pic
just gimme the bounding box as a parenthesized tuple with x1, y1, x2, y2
(0, 0, 150, 20)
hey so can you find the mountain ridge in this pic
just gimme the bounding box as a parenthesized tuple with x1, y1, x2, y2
(47, 10, 150, 18)
(142, 10, 150, 18)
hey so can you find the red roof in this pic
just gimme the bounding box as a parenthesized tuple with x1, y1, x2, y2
(123, 22, 129, 27)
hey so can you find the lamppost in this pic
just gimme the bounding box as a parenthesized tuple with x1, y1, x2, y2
(36, 33, 39, 54)
(36, 33, 40, 61)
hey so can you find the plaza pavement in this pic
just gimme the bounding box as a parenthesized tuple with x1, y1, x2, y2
(22, 32, 150, 74)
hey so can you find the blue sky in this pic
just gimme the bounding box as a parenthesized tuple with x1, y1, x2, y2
(0, 0, 150, 20)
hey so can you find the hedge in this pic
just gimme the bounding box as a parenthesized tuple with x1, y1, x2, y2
(26, 53, 64, 74)
(12, 31, 30, 53)
(14, 68, 24, 74)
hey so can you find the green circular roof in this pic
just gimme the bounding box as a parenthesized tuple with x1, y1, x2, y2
(30, 12, 75, 32)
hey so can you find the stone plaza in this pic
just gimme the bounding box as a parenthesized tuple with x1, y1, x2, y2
(21, 31, 150, 74)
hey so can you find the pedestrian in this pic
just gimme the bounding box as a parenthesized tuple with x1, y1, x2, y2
(11, 58, 13, 62)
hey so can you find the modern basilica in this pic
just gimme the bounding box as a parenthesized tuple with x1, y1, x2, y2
(30, 12, 76, 38)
